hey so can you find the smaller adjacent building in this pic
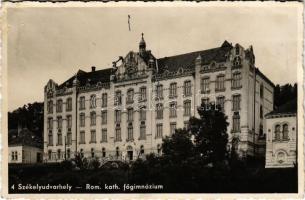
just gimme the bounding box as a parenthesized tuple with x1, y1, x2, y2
(8, 128, 43, 164)
(265, 99, 297, 168)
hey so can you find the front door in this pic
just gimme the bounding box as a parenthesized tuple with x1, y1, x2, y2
(127, 151, 133, 161)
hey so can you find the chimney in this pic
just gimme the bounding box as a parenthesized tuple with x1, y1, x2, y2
(91, 66, 96, 72)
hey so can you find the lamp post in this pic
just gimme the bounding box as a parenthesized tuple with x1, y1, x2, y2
(64, 136, 67, 160)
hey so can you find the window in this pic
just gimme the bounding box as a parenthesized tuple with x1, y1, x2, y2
(115, 91, 122, 105)
(47, 100, 53, 113)
(90, 112, 96, 126)
(127, 89, 134, 104)
(56, 99, 63, 113)
(140, 122, 146, 140)
(232, 95, 241, 111)
(156, 104, 163, 119)
(66, 98, 72, 111)
(80, 149, 84, 158)
(11, 151, 18, 161)
(90, 95, 96, 108)
(169, 102, 177, 118)
(156, 85, 163, 99)
(101, 129, 107, 142)
(235, 46, 240, 55)
(14, 151, 18, 161)
(139, 107, 146, 121)
(90, 130, 96, 143)
(156, 124, 163, 138)
(201, 98, 209, 107)
(216, 75, 225, 91)
(57, 149, 61, 160)
(67, 132, 72, 145)
(101, 93, 107, 107)
(48, 150, 52, 160)
(48, 131, 53, 146)
(57, 116, 62, 129)
(127, 124, 133, 141)
(102, 148, 106, 158)
(127, 108, 133, 122)
(233, 56, 241, 67)
(232, 113, 240, 132)
(80, 113, 85, 127)
(283, 124, 289, 140)
(80, 131, 85, 144)
(170, 122, 177, 135)
(67, 115, 72, 129)
(184, 121, 189, 129)
(275, 125, 281, 140)
(216, 96, 225, 112)
(115, 110, 121, 123)
(232, 72, 242, 89)
(101, 111, 107, 125)
(140, 146, 144, 155)
(116, 147, 120, 158)
(260, 84, 264, 99)
(91, 148, 95, 158)
(140, 87, 147, 101)
(184, 81, 192, 96)
(201, 77, 210, 93)
(47, 118, 53, 129)
(115, 126, 121, 141)
(260, 105, 263, 119)
(67, 149, 71, 159)
(169, 83, 177, 98)
(184, 100, 191, 116)
(79, 96, 85, 110)
(57, 131, 62, 145)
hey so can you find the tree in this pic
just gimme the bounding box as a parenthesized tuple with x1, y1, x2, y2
(189, 103, 229, 166)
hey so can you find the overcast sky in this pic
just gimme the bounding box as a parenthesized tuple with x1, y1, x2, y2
(7, 3, 301, 111)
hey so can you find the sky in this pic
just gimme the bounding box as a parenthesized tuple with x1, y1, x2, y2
(6, 3, 301, 111)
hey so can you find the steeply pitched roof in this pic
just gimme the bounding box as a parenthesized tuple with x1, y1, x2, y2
(8, 129, 43, 148)
(266, 98, 297, 117)
(156, 41, 233, 74)
(58, 68, 112, 89)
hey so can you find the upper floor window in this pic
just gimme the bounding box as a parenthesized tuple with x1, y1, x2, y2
(79, 96, 85, 110)
(101, 129, 107, 142)
(67, 132, 72, 145)
(232, 72, 242, 89)
(56, 99, 63, 113)
(156, 123, 163, 138)
(127, 108, 133, 122)
(201, 98, 209, 107)
(57, 131, 62, 146)
(169, 102, 177, 118)
(201, 77, 210, 93)
(216, 96, 225, 112)
(275, 124, 281, 140)
(156, 104, 163, 119)
(101, 111, 107, 125)
(170, 122, 177, 136)
(90, 130, 96, 143)
(127, 89, 134, 104)
(260, 84, 264, 99)
(47, 118, 53, 130)
(233, 56, 242, 67)
(184, 100, 191, 116)
(48, 131, 53, 146)
(232, 95, 241, 111)
(235, 46, 240, 55)
(66, 115, 72, 129)
(115, 91, 122, 105)
(283, 124, 289, 140)
(66, 98, 72, 111)
(80, 113, 85, 127)
(115, 110, 121, 123)
(139, 87, 147, 101)
(115, 126, 121, 142)
(260, 105, 263, 119)
(47, 100, 53, 114)
(101, 93, 107, 108)
(216, 75, 225, 91)
(90, 112, 96, 126)
(127, 123, 133, 141)
(79, 131, 85, 144)
(232, 113, 240, 132)
(169, 83, 177, 98)
(184, 81, 192, 96)
(139, 107, 146, 121)
(57, 116, 63, 129)
(140, 122, 146, 140)
(90, 95, 96, 108)
(156, 84, 163, 99)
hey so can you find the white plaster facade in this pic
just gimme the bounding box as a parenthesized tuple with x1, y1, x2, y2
(9, 145, 43, 164)
(43, 36, 274, 162)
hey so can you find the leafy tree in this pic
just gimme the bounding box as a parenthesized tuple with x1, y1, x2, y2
(274, 83, 297, 109)
(189, 103, 229, 166)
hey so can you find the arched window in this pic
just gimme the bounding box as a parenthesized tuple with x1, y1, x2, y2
(48, 100, 53, 113)
(79, 96, 86, 110)
(91, 148, 95, 158)
(66, 98, 72, 111)
(169, 83, 177, 98)
(127, 89, 134, 104)
(283, 124, 289, 140)
(90, 95, 96, 108)
(140, 145, 144, 155)
(57, 149, 61, 160)
(102, 148, 106, 158)
(139, 87, 147, 101)
(56, 99, 63, 113)
(116, 147, 120, 159)
(233, 56, 241, 67)
(90, 112, 96, 126)
(115, 91, 122, 105)
(232, 72, 242, 88)
(156, 84, 163, 99)
(275, 124, 281, 140)
(184, 80, 192, 96)
(48, 150, 52, 160)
